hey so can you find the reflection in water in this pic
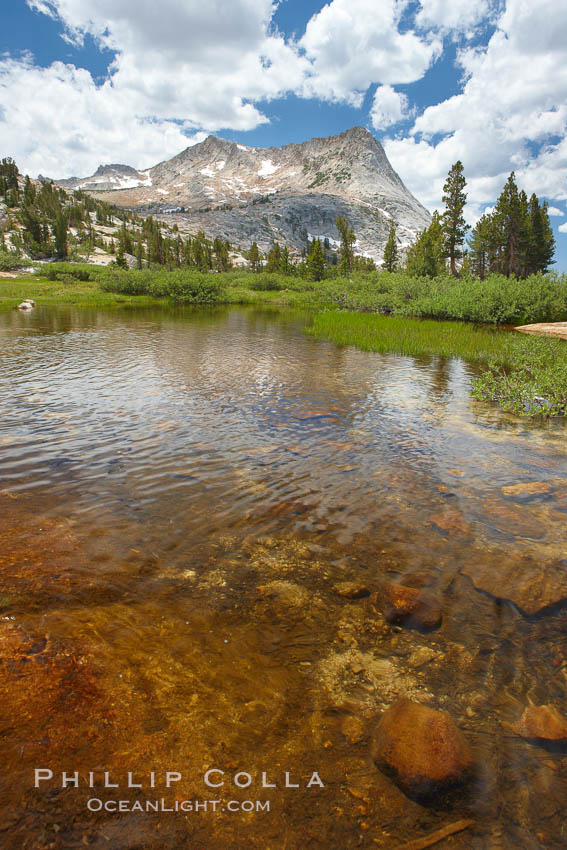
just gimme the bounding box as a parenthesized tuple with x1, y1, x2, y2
(1, 304, 566, 849)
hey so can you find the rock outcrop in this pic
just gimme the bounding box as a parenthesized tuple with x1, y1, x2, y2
(0, 202, 10, 232)
(515, 322, 567, 340)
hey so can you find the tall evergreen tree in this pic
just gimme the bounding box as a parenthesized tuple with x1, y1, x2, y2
(23, 176, 36, 207)
(493, 172, 525, 277)
(382, 220, 398, 272)
(280, 246, 292, 275)
(266, 242, 282, 273)
(441, 160, 469, 276)
(248, 241, 261, 272)
(526, 195, 555, 274)
(307, 238, 325, 281)
(405, 212, 445, 278)
(336, 215, 355, 276)
(54, 210, 68, 259)
(468, 214, 493, 280)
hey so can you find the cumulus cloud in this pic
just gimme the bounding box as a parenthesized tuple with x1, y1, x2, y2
(385, 0, 567, 218)
(370, 86, 410, 129)
(300, 0, 441, 104)
(558, 223, 567, 234)
(2, 0, 446, 175)
(0, 54, 210, 177)
(547, 206, 564, 216)
(2, 0, 307, 175)
(416, 0, 499, 33)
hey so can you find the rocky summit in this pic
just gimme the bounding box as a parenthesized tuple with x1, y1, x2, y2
(52, 127, 431, 261)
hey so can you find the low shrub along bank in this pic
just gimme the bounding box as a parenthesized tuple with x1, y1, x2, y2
(99, 269, 226, 303)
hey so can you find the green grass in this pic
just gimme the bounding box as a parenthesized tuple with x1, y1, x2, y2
(308, 311, 523, 363)
(0, 274, 163, 310)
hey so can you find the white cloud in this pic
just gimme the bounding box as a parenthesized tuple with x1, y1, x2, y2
(558, 222, 567, 234)
(416, 0, 499, 33)
(0, 55, 208, 177)
(370, 86, 410, 129)
(547, 206, 564, 216)
(385, 0, 567, 218)
(4, 0, 444, 175)
(2, 0, 308, 175)
(300, 0, 441, 103)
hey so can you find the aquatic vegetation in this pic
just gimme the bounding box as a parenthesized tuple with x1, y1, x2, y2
(308, 312, 567, 416)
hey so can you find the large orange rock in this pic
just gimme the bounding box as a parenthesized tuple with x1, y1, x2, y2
(372, 699, 473, 798)
(382, 583, 442, 631)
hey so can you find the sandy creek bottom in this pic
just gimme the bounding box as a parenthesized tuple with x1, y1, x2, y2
(0, 305, 566, 849)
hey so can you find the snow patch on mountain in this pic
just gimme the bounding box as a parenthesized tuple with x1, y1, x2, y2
(258, 160, 279, 178)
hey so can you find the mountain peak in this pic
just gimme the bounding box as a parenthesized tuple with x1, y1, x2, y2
(342, 126, 375, 140)
(52, 127, 430, 262)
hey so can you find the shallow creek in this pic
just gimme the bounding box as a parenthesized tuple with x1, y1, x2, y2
(0, 304, 566, 849)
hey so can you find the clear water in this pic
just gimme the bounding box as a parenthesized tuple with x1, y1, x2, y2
(0, 304, 566, 849)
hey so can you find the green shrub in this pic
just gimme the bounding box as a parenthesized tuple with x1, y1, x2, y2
(99, 269, 226, 303)
(247, 274, 286, 291)
(0, 249, 20, 271)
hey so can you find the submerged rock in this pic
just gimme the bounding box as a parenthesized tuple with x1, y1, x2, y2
(334, 581, 371, 599)
(341, 715, 365, 744)
(481, 500, 546, 540)
(462, 554, 567, 616)
(399, 571, 436, 589)
(509, 705, 567, 742)
(371, 699, 473, 798)
(257, 581, 310, 609)
(431, 510, 471, 538)
(382, 583, 442, 631)
(501, 482, 553, 503)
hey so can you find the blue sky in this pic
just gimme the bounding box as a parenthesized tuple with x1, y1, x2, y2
(2, 0, 566, 269)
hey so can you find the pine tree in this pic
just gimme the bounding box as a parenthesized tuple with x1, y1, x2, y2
(213, 237, 230, 271)
(526, 195, 555, 274)
(280, 246, 292, 275)
(468, 214, 492, 280)
(307, 238, 325, 281)
(54, 210, 68, 259)
(382, 220, 398, 272)
(136, 239, 144, 269)
(20, 206, 43, 247)
(266, 242, 282, 272)
(441, 161, 469, 276)
(115, 243, 128, 269)
(183, 237, 193, 266)
(23, 176, 36, 207)
(540, 201, 556, 273)
(336, 216, 355, 276)
(493, 172, 526, 277)
(405, 212, 445, 278)
(248, 241, 261, 272)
